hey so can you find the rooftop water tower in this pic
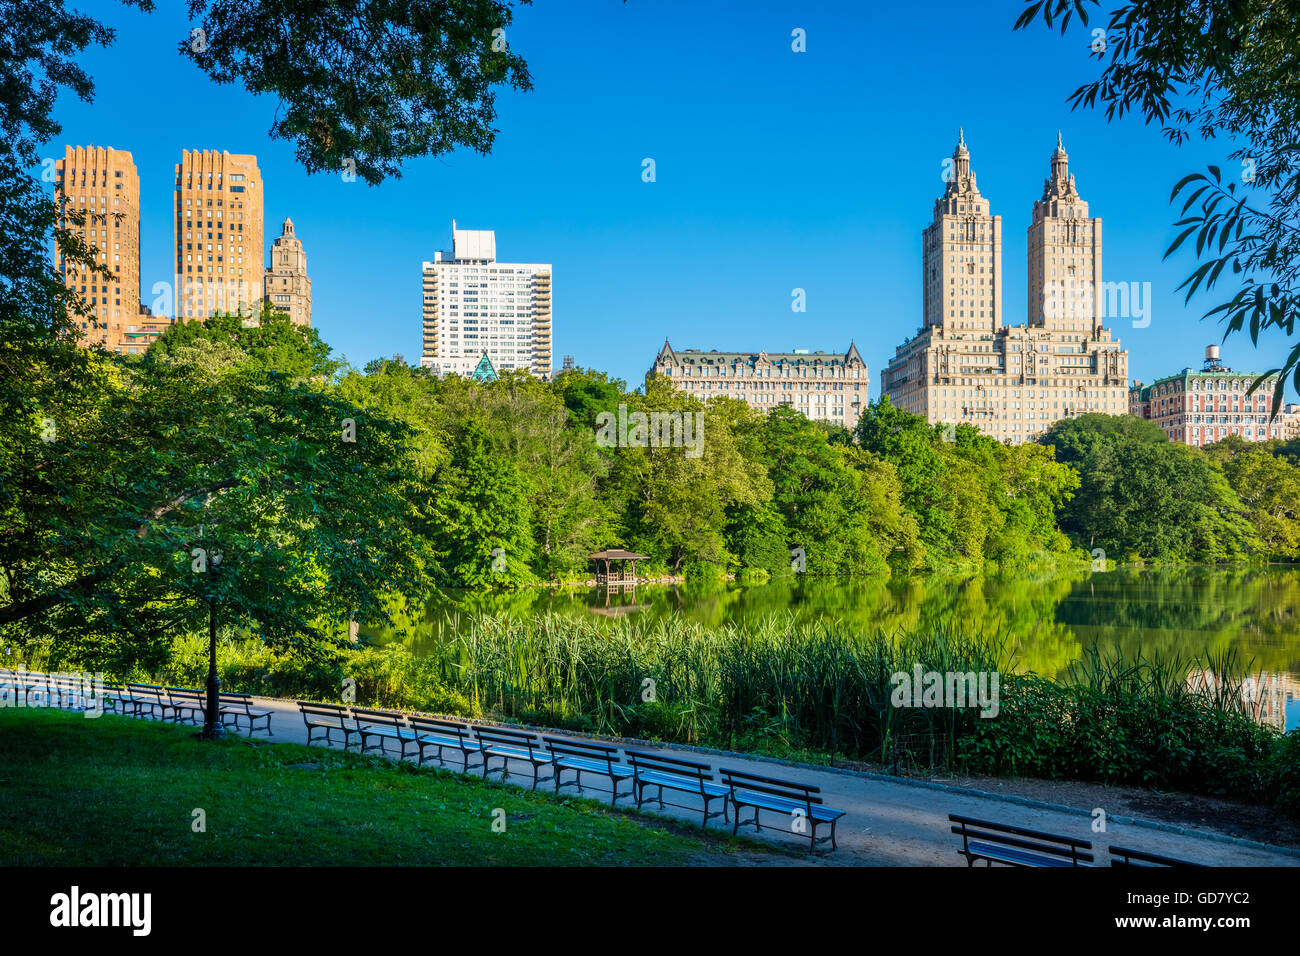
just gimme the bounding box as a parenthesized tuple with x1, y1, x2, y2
(1202, 344, 1229, 372)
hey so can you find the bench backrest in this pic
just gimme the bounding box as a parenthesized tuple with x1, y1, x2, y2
(543, 736, 621, 767)
(949, 814, 1094, 863)
(165, 687, 206, 706)
(408, 716, 473, 743)
(1109, 845, 1203, 867)
(475, 726, 541, 755)
(719, 767, 822, 809)
(127, 682, 166, 700)
(297, 701, 355, 724)
(627, 750, 713, 784)
(351, 707, 408, 729)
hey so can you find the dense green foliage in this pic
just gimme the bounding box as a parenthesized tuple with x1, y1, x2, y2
(11, 322, 1300, 672)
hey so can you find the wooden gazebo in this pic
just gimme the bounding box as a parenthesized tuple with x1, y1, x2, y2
(588, 549, 650, 585)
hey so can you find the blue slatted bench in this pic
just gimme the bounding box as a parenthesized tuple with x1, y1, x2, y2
(127, 683, 175, 721)
(544, 736, 634, 804)
(628, 750, 729, 827)
(721, 767, 845, 853)
(298, 701, 360, 749)
(476, 726, 554, 789)
(950, 814, 1093, 867)
(407, 715, 484, 771)
(352, 707, 428, 761)
(218, 692, 273, 736)
(102, 681, 140, 716)
(1109, 845, 1203, 867)
(165, 686, 207, 725)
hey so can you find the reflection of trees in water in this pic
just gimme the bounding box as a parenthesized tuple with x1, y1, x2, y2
(369, 568, 1300, 686)
(1061, 567, 1300, 674)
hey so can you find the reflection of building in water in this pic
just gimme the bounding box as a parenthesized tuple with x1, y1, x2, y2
(588, 583, 647, 618)
(1187, 670, 1297, 732)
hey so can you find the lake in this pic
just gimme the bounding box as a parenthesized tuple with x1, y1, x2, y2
(371, 566, 1300, 731)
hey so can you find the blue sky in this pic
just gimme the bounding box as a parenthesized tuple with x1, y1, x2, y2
(47, 0, 1294, 396)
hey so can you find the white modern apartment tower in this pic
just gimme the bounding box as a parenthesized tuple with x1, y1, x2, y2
(420, 223, 553, 379)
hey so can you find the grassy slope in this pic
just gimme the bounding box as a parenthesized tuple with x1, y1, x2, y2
(0, 708, 761, 866)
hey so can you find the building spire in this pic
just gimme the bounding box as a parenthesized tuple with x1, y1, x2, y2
(957, 127, 967, 152)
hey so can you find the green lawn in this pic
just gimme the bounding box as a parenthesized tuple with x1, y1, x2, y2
(0, 708, 770, 865)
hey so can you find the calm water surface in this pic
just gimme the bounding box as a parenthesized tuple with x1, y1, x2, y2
(372, 566, 1300, 731)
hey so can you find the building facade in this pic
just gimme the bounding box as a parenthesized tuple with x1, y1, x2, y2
(174, 150, 264, 322)
(1128, 346, 1284, 446)
(263, 217, 312, 326)
(420, 224, 553, 379)
(881, 133, 1129, 444)
(55, 145, 150, 352)
(649, 342, 869, 430)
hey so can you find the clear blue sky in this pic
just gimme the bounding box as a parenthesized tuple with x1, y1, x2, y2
(46, 0, 1295, 396)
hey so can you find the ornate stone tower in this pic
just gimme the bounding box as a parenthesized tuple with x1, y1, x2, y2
(264, 217, 312, 326)
(922, 129, 1004, 332)
(1027, 132, 1102, 332)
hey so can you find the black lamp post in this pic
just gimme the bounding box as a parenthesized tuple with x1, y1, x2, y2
(198, 538, 225, 741)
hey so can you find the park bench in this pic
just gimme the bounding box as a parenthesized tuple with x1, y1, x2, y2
(218, 692, 273, 736)
(102, 681, 148, 717)
(51, 675, 83, 711)
(165, 686, 208, 725)
(476, 726, 554, 789)
(628, 750, 729, 827)
(949, 814, 1094, 867)
(126, 683, 176, 721)
(406, 716, 484, 771)
(52, 674, 102, 713)
(544, 736, 634, 803)
(298, 701, 361, 749)
(351, 707, 428, 761)
(5, 670, 49, 707)
(1109, 845, 1204, 867)
(100, 681, 136, 716)
(720, 767, 845, 853)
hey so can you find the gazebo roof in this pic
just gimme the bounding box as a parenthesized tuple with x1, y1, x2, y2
(588, 549, 651, 561)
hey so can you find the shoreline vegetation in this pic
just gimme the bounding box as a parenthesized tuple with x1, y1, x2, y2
(17, 612, 1299, 820)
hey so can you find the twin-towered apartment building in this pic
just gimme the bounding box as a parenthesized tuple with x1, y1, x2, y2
(651, 131, 1295, 447)
(54, 145, 311, 354)
(878, 131, 1129, 444)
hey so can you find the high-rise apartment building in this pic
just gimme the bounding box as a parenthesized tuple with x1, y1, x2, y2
(650, 342, 869, 430)
(882, 132, 1129, 444)
(54, 145, 146, 351)
(1128, 346, 1284, 446)
(174, 150, 263, 322)
(420, 224, 553, 379)
(263, 217, 312, 326)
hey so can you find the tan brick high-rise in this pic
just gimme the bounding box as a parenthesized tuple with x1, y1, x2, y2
(264, 217, 312, 326)
(882, 132, 1129, 444)
(55, 145, 143, 350)
(174, 150, 263, 321)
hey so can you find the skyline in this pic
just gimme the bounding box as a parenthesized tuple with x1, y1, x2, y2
(42, 0, 1296, 398)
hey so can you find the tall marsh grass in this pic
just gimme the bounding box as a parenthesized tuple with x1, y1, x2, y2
(45, 612, 1297, 811)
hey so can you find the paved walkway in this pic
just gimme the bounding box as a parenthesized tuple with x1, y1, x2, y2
(236, 696, 1297, 866)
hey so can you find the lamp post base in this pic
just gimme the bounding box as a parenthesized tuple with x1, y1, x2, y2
(198, 722, 227, 741)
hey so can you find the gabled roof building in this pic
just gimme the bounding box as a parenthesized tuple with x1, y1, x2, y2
(648, 341, 869, 430)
